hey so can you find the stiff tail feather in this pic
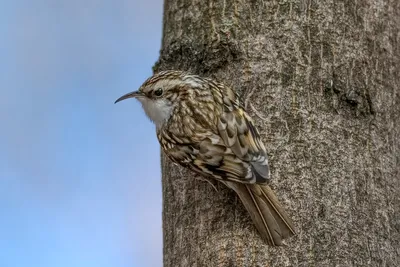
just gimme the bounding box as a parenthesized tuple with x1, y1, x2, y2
(224, 181, 296, 246)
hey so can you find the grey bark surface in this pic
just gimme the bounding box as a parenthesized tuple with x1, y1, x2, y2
(154, 0, 400, 266)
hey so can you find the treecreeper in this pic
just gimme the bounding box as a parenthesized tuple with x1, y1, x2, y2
(115, 70, 296, 246)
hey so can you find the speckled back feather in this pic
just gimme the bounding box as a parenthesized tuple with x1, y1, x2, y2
(154, 71, 270, 184)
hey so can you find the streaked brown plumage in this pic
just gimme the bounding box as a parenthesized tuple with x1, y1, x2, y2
(115, 70, 296, 246)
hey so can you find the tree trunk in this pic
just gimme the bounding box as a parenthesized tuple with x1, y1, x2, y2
(154, 0, 400, 266)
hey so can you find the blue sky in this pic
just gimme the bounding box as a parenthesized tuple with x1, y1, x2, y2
(0, 1, 164, 266)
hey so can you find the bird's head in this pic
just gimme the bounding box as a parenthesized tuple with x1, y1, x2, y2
(115, 70, 203, 127)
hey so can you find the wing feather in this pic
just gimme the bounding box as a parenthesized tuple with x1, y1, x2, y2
(218, 109, 270, 183)
(158, 83, 269, 184)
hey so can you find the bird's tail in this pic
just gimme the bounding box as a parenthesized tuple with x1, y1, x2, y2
(224, 181, 296, 246)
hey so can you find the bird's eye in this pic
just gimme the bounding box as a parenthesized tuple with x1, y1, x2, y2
(154, 88, 163, 97)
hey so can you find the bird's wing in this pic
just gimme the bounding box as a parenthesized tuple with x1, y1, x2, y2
(159, 134, 254, 184)
(216, 108, 270, 183)
(159, 109, 269, 184)
(211, 79, 270, 183)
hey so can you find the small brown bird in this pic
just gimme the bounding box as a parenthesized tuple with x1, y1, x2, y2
(115, 70, 295, 246)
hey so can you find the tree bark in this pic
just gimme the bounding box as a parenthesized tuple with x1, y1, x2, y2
(154, 0, 400, 266)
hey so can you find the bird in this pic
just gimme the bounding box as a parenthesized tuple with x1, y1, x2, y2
(115, 70, 296, 246)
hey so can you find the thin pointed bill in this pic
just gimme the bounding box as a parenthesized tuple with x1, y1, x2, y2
(114, 91, 144, 104)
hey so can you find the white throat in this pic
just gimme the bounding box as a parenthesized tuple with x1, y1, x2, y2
(138, 98, 174, 128)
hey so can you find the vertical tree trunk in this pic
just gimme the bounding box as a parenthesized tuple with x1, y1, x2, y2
(154, 0, 400, 266)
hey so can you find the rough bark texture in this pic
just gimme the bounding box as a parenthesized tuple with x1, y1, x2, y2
(154, 0, 400, 266)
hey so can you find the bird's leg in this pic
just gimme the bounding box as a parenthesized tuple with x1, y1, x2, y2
(175, 164, 219, 192)
(195, 175, 219, 192)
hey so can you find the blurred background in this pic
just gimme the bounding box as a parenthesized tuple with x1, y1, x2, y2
(0, 1, 164, 266)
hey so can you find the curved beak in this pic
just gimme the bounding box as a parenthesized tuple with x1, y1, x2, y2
(114, 91, 143, 104)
